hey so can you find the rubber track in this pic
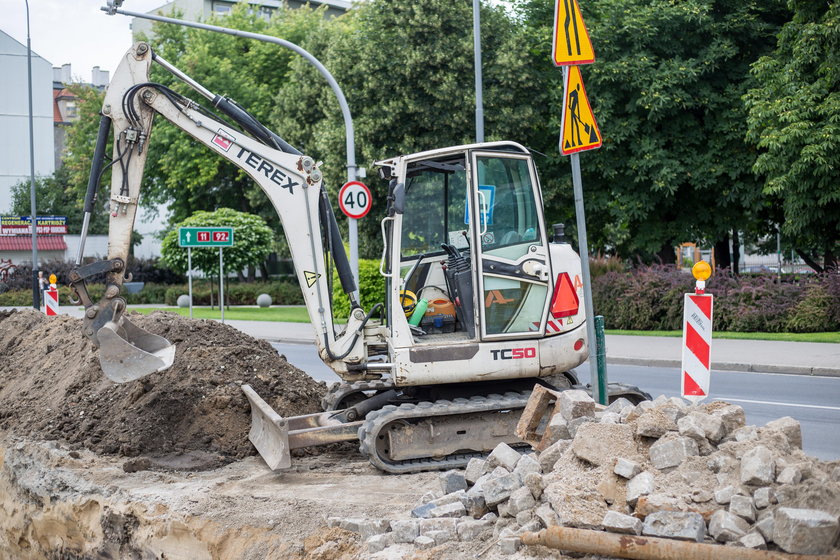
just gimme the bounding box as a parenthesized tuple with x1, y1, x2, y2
(320, 379, 395, 411)
(358, 391, 531, 474)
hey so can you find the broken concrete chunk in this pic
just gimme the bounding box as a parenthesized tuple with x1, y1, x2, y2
(649, 436, 699, 470)
(390, 520, 420, 543)
(755, 515, 774, 542)
(688, 411, 726, 443)
(515, 510, 534, 527)
(635, 409, 678, 438)
(729, 494, 756, 523)
(740, 445, 775, 485)
(558, 389, 595, 421)
(572, 423, 636, 467)
(739, 531, 767, 550)
(773, 507, 840, 555)
(524, 472, 544, 500)
(542, 413, 571, 446)
(484, 473, 522, 507)
(513, 454, 541, 480)
(414, 535, 435, 549)
(605, 396, 633, 414)
(430, 501, 467, 518)
(599, 411, 621, 424)
(614, 457, 642, 480)
(498, 536, 521, 555)
(439, 470, 467, 495)
(487, 442, 522, 471)
(733, 425, 758, 442)
(714, 485, 736, 505)
(642, 511, 706, 542)
(430, 490, 466, 508)
(831, 465, 840, 482)
(602, 510, 642, 535)
(535, 503, 559, 528)
(366, 532, 394, 553)
(691, 489, 713, 503)
(633, 494, 680, 518)
(507, 486, 536, 516)
(537, 439, 571, 473)
(765, 416, 802, 449)
(464, 458, 487, 484)
(707, 453, 737, 474)
(776, 466, 802, 485)
(460, 492, 488, 519)
(626, 471, 655, 506)
(456, 519, 491, 541)
(709, 509, 750, 542)
(412, 502, 437, 519)
(710, 404, 746, 436)
(753, 487, 773, 509)
(568, 415, 596, 438)
(619, 404, 636, 423)
(677, 415, 706, 441)
(429, 529, 453, 546)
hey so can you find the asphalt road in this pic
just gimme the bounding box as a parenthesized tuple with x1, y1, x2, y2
(270, 342, 840, 461)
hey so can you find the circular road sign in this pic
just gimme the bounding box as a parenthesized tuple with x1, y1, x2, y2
(338, 181, 372, 219)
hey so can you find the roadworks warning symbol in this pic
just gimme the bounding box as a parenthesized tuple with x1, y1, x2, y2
(552, 0, 595, 66)
(304, 271, 321, 288)
(560, 66, 602, 155)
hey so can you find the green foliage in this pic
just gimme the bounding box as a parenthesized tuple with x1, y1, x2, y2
(272, 0, 547, 258)
(785, 285, 838, 333)
(160, 208, 274, 275)
(744, 0, 840, 271)
(589, 255, 626, 279)
(163, 280, 303, 306)
(331, 259, 385, 318)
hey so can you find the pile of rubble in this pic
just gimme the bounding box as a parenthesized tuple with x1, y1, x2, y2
(330, 391, 840, 557)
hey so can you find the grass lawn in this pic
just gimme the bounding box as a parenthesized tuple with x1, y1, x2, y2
(128, 306, 314, 323)
(126, 306, 839, 343)
(605, 329, 840, 344)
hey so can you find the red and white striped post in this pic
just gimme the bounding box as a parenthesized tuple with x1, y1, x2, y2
(44, 273, 59, 316)
(681, 261, 713, 403)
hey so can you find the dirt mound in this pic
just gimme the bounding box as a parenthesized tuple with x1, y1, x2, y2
(0, 309, 325, 464)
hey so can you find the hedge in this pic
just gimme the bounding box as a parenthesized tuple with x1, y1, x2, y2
(593, 266, 840, 333)
(164, 280, 304, 306)
(331, 259, 386, 319)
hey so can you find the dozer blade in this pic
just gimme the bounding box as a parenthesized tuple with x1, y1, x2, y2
(97, 318, 176, 383)
(241, 384, 291, 470)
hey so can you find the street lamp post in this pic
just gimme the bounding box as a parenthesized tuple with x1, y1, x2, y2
(25, 0, 40, 310)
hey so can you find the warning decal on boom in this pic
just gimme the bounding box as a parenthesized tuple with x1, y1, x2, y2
(304, 271, 321, 288)
(559, 66, 602, 155)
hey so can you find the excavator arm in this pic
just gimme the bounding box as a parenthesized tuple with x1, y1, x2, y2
(70, 43, 368, 383)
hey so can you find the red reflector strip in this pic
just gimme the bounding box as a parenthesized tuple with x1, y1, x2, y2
(551, 272, 580, 318)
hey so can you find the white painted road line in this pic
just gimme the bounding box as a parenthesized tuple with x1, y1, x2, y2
(717, 397, 840, 412)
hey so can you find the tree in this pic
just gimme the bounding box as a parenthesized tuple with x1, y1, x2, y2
(513, 0, 789, 263)
(271, 0, 548, 258)
(160, 208, 274, 276)
(744, 0, 840, 272)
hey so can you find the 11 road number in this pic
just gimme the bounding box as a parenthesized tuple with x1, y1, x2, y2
(197, 231, 230, 242)
(338, 181, 372, 219)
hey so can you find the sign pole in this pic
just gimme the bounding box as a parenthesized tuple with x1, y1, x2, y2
(188, 247, 193, 319)
(219, 247, 225, 324)
(349, 218, 358, 287)
(570, 150, 606, 404)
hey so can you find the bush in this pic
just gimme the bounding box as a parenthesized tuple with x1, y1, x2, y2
(163, 280, 304, 306)
(592, 266, 835, 333)
(331, 259, 386, 319)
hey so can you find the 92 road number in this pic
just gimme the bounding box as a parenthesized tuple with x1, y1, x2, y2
(338, 181, 372, 219)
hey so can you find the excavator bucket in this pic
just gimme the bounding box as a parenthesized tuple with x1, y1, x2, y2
(97, 318, 176, 383)
(241, 384, 291, 470)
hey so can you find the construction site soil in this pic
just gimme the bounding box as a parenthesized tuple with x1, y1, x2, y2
(0, 309, 326, 467)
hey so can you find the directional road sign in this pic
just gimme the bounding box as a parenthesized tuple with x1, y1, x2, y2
(552, 0, 595, 66)
(178, 227, 234, 247)
(560, 66, 602, 155)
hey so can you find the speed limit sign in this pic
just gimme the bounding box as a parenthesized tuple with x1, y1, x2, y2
(338, 181, 372, 219)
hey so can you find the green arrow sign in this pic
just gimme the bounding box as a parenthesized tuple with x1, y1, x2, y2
(178, 227, 234, 247)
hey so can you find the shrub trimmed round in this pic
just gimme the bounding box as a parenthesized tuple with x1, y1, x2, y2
(257, 293, 272, 308)
(177, 294, 191, 308)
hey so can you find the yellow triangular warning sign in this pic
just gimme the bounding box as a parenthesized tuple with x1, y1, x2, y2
(304, 271, 321, 288)
(559, 66, 602, 155)
(552, 0, 595, 66)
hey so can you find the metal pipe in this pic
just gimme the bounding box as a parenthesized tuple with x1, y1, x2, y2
(152, 53, 215, 101)
(521, 527, 829, 560)
(25, 0, 39, 310)
(473, 0, 484, 143)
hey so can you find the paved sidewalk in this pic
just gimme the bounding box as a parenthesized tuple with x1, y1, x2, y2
(4, 306, 837, 376)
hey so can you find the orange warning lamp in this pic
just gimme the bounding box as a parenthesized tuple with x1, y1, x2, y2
(551, 272, 580, 318)
(692, 261, 712, 282)
(49, 274, 57, 285)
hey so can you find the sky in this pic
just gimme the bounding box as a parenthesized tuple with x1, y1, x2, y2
(2, 0, 166, 80)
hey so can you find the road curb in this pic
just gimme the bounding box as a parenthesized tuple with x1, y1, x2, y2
(607, 357, 840, 378)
